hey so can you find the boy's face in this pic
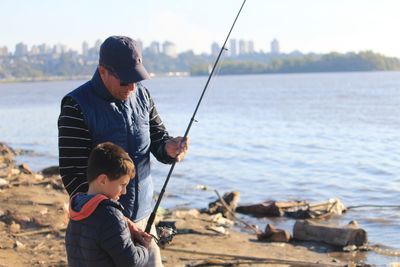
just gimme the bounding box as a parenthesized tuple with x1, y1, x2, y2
(103, 174, 131, 201)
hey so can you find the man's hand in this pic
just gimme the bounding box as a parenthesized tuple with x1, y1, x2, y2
(165, 136, 189, 162)
(125, 218, 152, 248)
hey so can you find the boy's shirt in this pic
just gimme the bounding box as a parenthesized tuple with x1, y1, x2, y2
(66, 193, 149, 267)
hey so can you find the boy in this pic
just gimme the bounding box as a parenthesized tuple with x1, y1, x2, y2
(65, 142, 151, 267)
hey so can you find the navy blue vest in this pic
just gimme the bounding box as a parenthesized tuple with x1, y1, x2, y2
(67, 70, 153, 221)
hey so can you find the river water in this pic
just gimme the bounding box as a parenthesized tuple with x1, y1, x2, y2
(0, 72, 399, 265)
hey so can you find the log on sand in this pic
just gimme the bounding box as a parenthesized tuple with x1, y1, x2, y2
(293, 220, 367, 247)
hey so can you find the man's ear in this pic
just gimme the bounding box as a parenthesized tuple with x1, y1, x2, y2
(98, 65, 106, 74)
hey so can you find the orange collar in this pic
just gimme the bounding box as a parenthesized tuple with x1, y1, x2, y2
(69, 194, 108, 221)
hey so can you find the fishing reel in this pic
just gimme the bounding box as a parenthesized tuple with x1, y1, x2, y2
(153, 221, 177, 247)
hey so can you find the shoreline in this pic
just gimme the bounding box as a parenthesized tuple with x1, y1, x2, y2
(1, 70, 400, 84)
(0, 75, 92, 84)
(0, 71, 190, 84)
(0, 142, 393, 266)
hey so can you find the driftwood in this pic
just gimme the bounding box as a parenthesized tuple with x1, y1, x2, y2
(286, 199, 346, 219)
(293, 220, 367, 247)
(257, 223, 291, 243)
(236, 201, 306, 217)
(12, 227, 66, 237)
(207, 191, 240, 220)
(212, 190, 260, 234)
(236, 199, 346, 219)
(40, 166, 60, 176)
(18, 163, 33, 174)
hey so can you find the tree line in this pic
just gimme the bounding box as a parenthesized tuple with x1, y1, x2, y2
(190, 51, 400, 76)
(1, 50, 399, 81)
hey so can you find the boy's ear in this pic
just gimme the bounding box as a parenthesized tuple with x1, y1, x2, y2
(97, 174, 109, 185)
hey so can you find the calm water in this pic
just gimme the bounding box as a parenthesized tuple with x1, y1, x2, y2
(1, 72, 399, 264)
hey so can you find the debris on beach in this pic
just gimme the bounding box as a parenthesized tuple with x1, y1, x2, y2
(40, 166, 60, 176)
(210, 213, 234, 228)
(0, 142, 16, 178)
(205, 225, 228, 235)
(0, 143, 15, 163)
(236, 200, 307, 217)
(286, 198, 346, 219)
(236, 198, 346, 219)
(206, 191, 240, 219)
(18, 163, 32, 175)
(257, 223, 291, 243)
(293, 220, 368, 247)
(0, 178, 9, 188)
(0, 143, 68, 266)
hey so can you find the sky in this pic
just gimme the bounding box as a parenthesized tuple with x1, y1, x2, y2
(2, 0, 400, 57)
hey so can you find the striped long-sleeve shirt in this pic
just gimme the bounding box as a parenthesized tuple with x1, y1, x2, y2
(58, 91, 174, 197)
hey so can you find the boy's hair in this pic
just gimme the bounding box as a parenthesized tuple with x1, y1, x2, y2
(87, 142, 135, 183)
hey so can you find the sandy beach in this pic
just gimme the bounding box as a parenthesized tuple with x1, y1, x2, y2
(0, 143, 376, 267)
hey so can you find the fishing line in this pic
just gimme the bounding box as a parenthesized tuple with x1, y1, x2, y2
(347, 204, 400, 210)
(145, 0, 247, 234)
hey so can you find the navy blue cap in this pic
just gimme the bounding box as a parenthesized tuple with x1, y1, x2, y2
(99, 36, 150, 83)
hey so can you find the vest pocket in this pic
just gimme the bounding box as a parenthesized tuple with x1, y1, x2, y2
(92, 113, 129, 150)
(132, 117, 150, 155)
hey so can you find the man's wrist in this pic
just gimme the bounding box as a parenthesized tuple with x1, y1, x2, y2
(161, 141, 177, 163)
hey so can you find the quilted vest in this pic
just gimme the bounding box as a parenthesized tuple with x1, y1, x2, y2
(67, 70, 153, 221)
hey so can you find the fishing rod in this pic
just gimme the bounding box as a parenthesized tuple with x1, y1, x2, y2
(145, 0, 247, 235)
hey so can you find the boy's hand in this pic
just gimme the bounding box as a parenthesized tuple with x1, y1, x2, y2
(139, 232, 152, 249)
(125, 218, 152, 248)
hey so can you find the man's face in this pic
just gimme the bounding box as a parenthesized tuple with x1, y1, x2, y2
(99, 65, 136, 101)
(103, 174, 131, 201)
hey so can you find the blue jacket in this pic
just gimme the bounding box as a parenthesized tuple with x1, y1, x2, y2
(65, 193, 148, 267)
(67, 70, 160, 221)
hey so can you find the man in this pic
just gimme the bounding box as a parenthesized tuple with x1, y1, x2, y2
(58, 35, 189, 267)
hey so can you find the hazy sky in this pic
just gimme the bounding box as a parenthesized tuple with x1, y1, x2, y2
(2, 0, 400, 57)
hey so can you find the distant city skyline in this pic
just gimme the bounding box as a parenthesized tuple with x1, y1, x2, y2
(0, 38, 286, 58)
(1, 0, 400, 57)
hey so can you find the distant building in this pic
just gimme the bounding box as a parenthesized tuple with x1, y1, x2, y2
(15, 42, 28, 57)
(247, 40, 255, 54)
(0, 46, 9, 57)
(38, 43, 51, 55)
(82, 41, 89, 56)
(289, 50, 303, 56)
(270, 38, 280, 54)
(162, 41, 177, 58)
(136, 39, 143, 53)
(149, 41, 160, 54)
(210, 42, 220, 57)
(30, 45, 40, 55)
(53, 43, 67, 54)
(94, 39, 102, 54)
(229, 39, 237, 57)
(238, 39, 248, 55)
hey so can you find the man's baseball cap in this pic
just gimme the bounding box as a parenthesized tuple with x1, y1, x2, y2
(99, 36, 150, 83)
